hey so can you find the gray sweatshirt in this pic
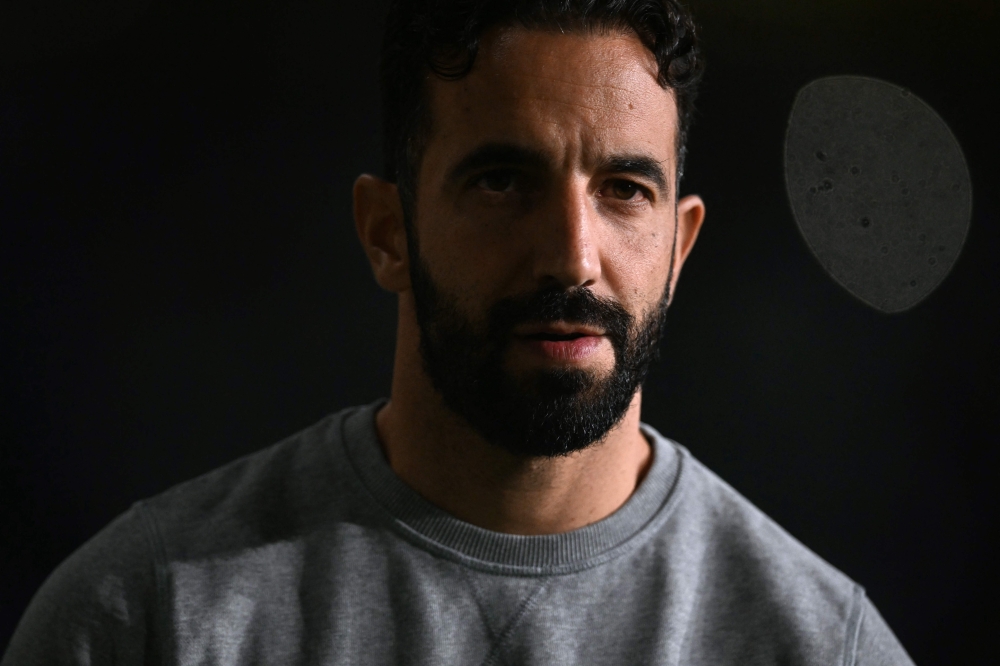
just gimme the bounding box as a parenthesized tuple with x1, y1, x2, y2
(2, 401, 914, 665)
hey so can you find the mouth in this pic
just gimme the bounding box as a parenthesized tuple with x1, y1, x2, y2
(512, 323, 607, 362)
(515, 323, 605, 341)
(525, 332, 591, 341)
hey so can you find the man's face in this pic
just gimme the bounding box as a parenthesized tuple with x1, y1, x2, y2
(408, 27, 688, 457)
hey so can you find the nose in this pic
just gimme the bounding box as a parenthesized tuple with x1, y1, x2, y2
(531, 181, 602, 289)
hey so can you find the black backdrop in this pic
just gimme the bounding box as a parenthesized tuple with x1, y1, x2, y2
(1, 1, 997, 661)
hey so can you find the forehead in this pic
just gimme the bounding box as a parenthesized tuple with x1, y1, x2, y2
(422, 26, 678, 173)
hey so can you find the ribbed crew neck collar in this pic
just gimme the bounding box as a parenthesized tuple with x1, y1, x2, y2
(340, 400, 684, 575)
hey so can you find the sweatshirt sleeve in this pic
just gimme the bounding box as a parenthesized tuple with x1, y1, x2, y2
(852, 595, 916, 666)
(1, 504, 162, 666)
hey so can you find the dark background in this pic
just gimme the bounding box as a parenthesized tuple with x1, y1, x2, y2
(1, 0, 997, 661)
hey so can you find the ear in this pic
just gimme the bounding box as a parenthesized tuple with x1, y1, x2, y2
(668, 194, 706, 300)
(353, 174, 411, 293)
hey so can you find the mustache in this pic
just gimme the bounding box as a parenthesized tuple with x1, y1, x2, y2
(486, 285, 634, 347)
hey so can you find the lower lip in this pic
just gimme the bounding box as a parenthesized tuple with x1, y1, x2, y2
(519, 336, 604, 361)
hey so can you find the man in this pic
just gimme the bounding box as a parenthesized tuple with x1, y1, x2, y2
(3, 0, 915, 664)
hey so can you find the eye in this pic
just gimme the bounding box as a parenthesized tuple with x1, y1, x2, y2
(605, 179, 646, 201)
(475, 170, 516, 193)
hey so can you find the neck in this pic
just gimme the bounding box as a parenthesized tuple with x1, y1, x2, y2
(374, 297, 653, 536)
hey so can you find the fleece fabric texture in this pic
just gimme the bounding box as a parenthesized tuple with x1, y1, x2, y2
(3, 401, 914, 665)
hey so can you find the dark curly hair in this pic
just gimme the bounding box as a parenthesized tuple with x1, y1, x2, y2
(380, 0, 704, 221)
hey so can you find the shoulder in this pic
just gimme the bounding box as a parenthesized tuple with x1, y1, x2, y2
(139, 407, 351, 560)
(649, 436, 913, 665)
(2, 407, 358, 666)
(2, 505, 158, 665)
(673, 446, 854, 592)
(669, 444, 857, 596)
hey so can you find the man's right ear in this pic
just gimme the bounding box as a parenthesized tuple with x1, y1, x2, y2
(353, 174, 411, 293)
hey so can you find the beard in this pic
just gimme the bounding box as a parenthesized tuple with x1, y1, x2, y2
(408, 244, 672, 459)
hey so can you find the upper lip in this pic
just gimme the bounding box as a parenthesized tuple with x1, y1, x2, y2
(515, 322, 605, 338)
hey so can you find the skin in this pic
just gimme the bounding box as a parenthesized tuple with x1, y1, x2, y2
(353, 26, 706, 535)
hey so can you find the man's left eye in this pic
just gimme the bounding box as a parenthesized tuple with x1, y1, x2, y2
(606, 180, 645, 201)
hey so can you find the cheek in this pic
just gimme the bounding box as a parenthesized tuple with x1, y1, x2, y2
(413, 205, 523, 309)
(604, 220, 675, 305)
